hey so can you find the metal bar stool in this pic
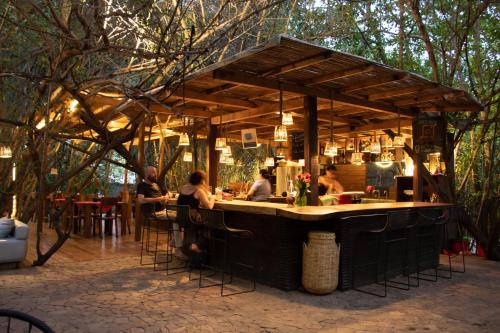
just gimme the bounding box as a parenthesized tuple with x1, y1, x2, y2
(414, 207, 466, 284)
(344, 210, 415, 297)
(197, 208, 257, 296)
(139, 203, 171, 270)
(163, 204, 195, 275)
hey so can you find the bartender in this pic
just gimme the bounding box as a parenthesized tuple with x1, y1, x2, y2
(246, 169, 272, 202)
(318, 165, 344, 195)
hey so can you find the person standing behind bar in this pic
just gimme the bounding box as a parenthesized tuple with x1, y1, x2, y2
(318, 164, 344, 195)
(246, 169, 272, 202)
(136, 166, 188, 261)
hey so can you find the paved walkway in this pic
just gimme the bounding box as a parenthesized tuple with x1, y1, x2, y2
(1, 255, 499, 332)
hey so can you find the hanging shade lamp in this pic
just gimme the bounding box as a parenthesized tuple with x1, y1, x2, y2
(385, 135, 393, 148)
(215, 107, 227, 150)
(265, 157, 275, 167)
(282, 112, 293, 125)
(274, 86, 288, 142)
(219, 154, 228, 164)
(351, 152, 364, 165)
(226, 157, 235, 165)
(183, 151, 193, 162)
(222, 145, 232, 156)
(298, 159, 305, 167)
(178, 132, 190, 146)
(0, 145, 12, 158)
(370, 133, 381, 154)
(393, 107, 405, 148)
(324, 93, 337, 157)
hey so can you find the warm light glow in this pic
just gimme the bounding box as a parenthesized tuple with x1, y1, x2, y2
(370, 141, 381, 154)
(222, 146, 232, 156)
(351, 152, 364, 165)
(226, 157, 235, 165)
(265, 157, 275, 167)
(385, 136, 393, 148)
(0, 145, 12, 158)
(324, 141, 338, 157)
(274, 125, 288, 142)
(276, 147, 287, 158)
(404, 156, 414, 176)
(282, 112, 293, 125)
(298, 159, 305, 167)
(183, 151, 192, 162)
(50, 168, 58, 175)
(215, 137, 227, 150)
(219, 154, 228, 164)
(393, 135, 405, 147)
(162, 128, 174, 136)
(68, 99, 79, 112)
(36, 119, 46, 129)
(178, 132, 190, 146)
(375, 161, 394, 168)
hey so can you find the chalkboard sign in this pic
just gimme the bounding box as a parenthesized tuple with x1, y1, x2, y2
(292, 132, 304, 160)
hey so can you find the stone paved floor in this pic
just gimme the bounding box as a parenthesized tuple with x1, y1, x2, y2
(1, 254, 499, 333)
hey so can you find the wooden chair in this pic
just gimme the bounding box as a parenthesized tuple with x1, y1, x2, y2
(92, 197, 119, 237)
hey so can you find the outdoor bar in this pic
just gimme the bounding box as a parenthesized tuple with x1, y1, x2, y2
(32, 35, 482, 292)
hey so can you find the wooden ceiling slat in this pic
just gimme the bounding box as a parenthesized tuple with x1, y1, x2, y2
(368, 85, 427, 101)
(341, 73, 409, 94)
(262, 51, 333, 77)
(304, 64, 376, 85)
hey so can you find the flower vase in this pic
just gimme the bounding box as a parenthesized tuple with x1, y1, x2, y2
(295, 193, 307, 207)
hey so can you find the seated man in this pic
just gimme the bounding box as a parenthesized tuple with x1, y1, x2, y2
(136, 166, 187, 260)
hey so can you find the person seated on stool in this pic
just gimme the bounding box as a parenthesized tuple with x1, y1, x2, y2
(246, 169, 272, 202)
(177, 170, 215, 254)
(318, 164, 344, 195)
(136, 166, 188, 261)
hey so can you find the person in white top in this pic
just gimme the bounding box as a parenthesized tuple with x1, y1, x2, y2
(246, 169, 272, 202)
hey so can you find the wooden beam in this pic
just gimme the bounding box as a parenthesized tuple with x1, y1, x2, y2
(394, 91, 449, 107)
(368, 86, 427, 101)
(203, 84, 238, 94)
(341, 73, 409, 94)
(167, 88, 257, 109)
(207, 124, 218, 193)
(417, 105, 482, 112)
(305, 64, 376, 85)
(304, 96, 319, 206)
(262, 52, 333, 77)
(213, 70, 415, 118)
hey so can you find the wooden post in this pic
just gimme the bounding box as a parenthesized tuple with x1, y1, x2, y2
(193, 125, 198, 171)
(412, 117, 424, 201)
(304, 96, 319, 206)
(134, 121, 145, 241)
(207, 123, 219, 193)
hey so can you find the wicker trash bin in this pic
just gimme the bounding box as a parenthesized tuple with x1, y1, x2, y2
(302, 231, 340, 294)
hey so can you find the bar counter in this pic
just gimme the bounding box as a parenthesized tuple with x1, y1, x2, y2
(174, 198, 451, 291)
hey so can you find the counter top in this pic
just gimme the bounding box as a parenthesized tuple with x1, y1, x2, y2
(212, 200, 451, 221)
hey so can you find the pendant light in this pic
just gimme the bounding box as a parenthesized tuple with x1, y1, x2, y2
(393, 107, 405, 148)
(183, 151, 193, 162)
(0, 145, 12, 158)
(178, 117, 190, 146)
(276, 145, 287, 159)
(351, 138, 364, 165)
(282, 112, 293, 125)
(215, 106, 227, 150)
(274, 86, 288, 142)
(324, 93, 337, 157)
(226, 157, 235, 165)
(219, 154, 228, 164)
(370, 132, 381, 154)
(222, 145, 232, 157)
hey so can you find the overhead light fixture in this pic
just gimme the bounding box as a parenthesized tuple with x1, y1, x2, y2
(226, 157, 235, 165)
(50, 168, 58, 175)
(178, 132, 190, 146)
(298, 159, 305, 167)
(68, 99, 79, 113)
(282, 112, 293, 125)
(0, 145, 12, 158)
(276, 145, 286, 159)
(324, 92, 337, 157)
(215, 106, 227, 150)
(219, 154, 228, 164)
(274, 86, 288, 142)
(183, 151, 193, 162)
(393, 107, 405, 148)
(351, 152, 364, 165)
(375, 161, 394, 168)
(265, 157, 275, 167)
(222, 145, 232, 156)
(370, 133, 381, 154)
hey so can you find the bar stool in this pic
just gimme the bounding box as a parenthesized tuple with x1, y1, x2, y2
(163, 204, 193, 275)
(344, 210, 415, 297)
(413, 207, 466, 285)
(139, 203, 171, 270)
(197, 208, 257, 296)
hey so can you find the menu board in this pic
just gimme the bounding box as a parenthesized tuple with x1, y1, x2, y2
(291, 132, 304, 160)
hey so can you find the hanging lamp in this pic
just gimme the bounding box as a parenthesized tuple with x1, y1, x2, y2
(282, 112, 294, 125)
(226, 157, 235, 165)
(178, 117, 190, 146)
(393, 107, 405, 148)
(0, 145, 12, 158)
(324, 93, 337, 157)
(215, 106, 227, 150)
(370, 132, 381, 154)
(265, 143, 274, 166)
(276, 145, 286, 159)
(183, 151, 193, 162)
(274, 86, 288, 142)
(351, 138, 364, 165)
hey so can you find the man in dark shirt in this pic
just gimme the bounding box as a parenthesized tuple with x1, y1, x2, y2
(137, 166, 187, 260)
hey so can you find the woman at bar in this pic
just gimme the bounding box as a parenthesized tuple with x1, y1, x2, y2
(177, 170, 215, 253)
(246, 169, 272, 202)
(318, 164, 344, 195)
